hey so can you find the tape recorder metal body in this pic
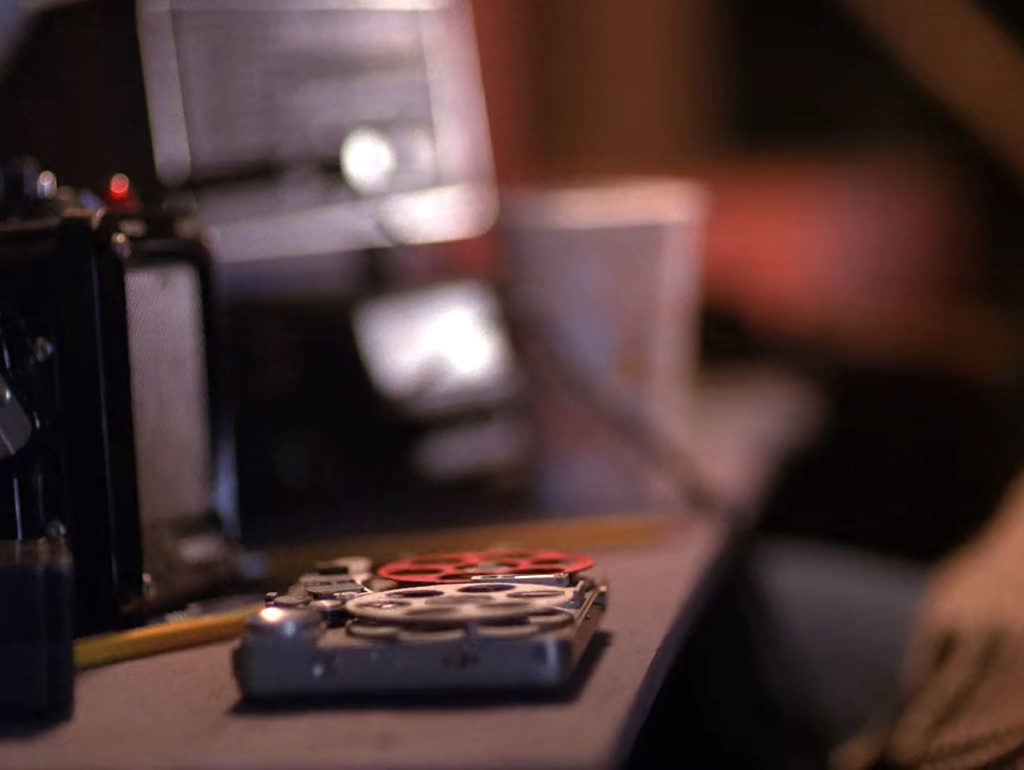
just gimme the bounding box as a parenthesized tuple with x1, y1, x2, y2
(234, 549, 607, 699)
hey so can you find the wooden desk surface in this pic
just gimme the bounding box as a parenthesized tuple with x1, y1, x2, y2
(0, 514, 729, 770)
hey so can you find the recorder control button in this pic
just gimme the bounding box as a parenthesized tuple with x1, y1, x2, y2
(300, 579, 363, 595)
(246, 607, 321, 640)
(309, 599, 348, 626)
(271, 593, 311, 609)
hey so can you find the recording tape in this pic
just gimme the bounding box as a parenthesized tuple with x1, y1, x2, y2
(345, 581, 584, 641)
(347, 582, 576, 625)
(376, 548, 596, 584)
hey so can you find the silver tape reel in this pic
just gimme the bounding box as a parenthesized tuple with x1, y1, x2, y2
(345, 582, 575, 628)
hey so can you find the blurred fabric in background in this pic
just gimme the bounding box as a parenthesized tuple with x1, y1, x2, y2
(474, 0, 1024, 560)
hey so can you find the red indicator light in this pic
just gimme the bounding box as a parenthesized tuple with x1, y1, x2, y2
(108, 173, 130, 200)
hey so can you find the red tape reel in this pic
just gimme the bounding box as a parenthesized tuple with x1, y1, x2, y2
(377, 549, 595, 584)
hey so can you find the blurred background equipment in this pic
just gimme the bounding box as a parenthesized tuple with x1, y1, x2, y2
(501, 180, 706, 514)
(136, 0, 508, 541)
(0, 0, 504, 543)
(352, 280, 529, 487)
(2, 0, 1023, 649)
(135, 0, 496, 264)
(353, 281, 518, 420)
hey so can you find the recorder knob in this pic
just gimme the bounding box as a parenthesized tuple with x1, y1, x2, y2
(245, 606, 321, 641)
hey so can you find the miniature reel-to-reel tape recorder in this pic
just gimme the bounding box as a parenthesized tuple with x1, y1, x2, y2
(234, 548, 607, 699)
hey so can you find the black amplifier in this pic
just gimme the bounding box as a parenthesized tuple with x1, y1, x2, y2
(0, 161, 226, 635)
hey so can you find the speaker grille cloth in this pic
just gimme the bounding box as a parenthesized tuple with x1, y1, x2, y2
(125, 263, 211, 526)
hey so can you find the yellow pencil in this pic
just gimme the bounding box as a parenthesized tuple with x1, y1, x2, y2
(74, 605, 261, 670)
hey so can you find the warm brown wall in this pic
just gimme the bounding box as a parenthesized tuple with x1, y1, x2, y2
(472, 0, 728, 182)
